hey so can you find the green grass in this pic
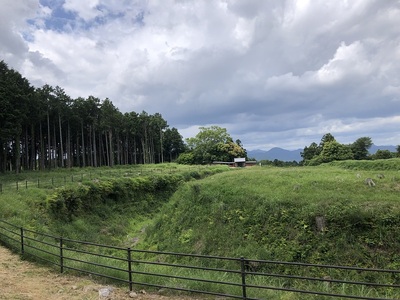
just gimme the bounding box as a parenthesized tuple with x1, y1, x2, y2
(0, 163, 230, 244)
(144, 164, 400, 266)
(1, 160, 400, 299)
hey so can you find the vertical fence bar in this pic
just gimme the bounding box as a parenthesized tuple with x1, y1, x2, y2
(20, 227, 24, 255)
(240, 257, 247, 300)
(37, 178, 40, 188)
(0, 183, 2, 193)
(16, 181, 18, 191)
(60, 237, 64, 273)
(127, 248, 133, 291)
(25, 180, 28, 189)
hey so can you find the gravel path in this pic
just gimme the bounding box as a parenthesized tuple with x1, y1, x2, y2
(0, 246, 200, 300)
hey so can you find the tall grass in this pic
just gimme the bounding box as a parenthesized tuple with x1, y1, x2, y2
(144, 165, 400, 267)
(1, 161, 399, 298)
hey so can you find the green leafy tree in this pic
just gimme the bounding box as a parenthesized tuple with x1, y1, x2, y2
(319, 133, 335, 148)
(176, 152, 195, 165)
(215, 139, 247, 162)
(396, 145, 400, 157)
(351, 137, 372, 160)
(319, 140, 353, 163)
(301, 142, 320, 161)
(185, 126, 246, 164)
(371, 149, 393, 160)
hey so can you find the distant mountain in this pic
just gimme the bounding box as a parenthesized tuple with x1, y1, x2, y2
(247, 144, 397, 162)
(368, 144, 397, 154)
(247, 147, 302, 162)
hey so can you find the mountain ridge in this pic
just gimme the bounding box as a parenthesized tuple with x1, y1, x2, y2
(247, 145, 397, 162)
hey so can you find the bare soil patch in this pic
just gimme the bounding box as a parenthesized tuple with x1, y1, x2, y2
(0, 246, 199, 300)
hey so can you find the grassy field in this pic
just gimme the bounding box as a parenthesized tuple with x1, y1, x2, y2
(0, 160, 399, 299)
(144, 163, 400, 263)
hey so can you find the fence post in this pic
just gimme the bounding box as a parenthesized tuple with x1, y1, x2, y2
(37, 178, 40, 188)
(16, 181, 18, 191)
(240, 257, 247, 300)
(0, 183, 2, 193)
(60, 237, 64, 273)
(127, 248, 133, 291)
(25, 180, 28, 189)
(20, 227, 24, 255)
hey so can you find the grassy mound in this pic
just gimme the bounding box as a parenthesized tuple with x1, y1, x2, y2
(143, 164, 400, 270)
(328, 158, 400, 171)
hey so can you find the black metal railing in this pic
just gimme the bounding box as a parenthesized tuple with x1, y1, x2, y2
(0, 219, 399, 299)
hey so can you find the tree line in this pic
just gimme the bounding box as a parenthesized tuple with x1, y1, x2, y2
(301, 133, 400, 165)
(0, 60, 186, 173)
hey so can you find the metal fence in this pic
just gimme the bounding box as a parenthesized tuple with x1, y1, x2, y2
(0, 219, 399, 299)
(0, 166, 205, 193)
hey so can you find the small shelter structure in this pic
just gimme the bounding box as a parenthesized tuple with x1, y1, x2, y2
(213, 158, 257, 168)
(234, 157, 246, 167)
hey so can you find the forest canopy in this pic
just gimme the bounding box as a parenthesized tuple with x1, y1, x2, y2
(0, 60, 186, 172)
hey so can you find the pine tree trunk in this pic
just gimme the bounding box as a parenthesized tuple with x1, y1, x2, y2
(76, 135, 80, 167)
(108, 130, 113, 167)
(39, 122, 45, 170)
(81, 122, 86, 167)
(93, 127, 97, 167)
(47, 111, 51, 169)
(52, 123, 57, 168)
(30, 124, 36, 170)
(58, 113, 64, 168)
(0, 140, 5, 172)
(15, 134, 21, 174)
(66, 121, 71, 168)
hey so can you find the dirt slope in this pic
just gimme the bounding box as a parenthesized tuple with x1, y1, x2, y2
(0, 246, 198, 300)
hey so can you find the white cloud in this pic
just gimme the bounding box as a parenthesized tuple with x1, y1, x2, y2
(316, 41, 373, 84)
(63, 0, 101, 21)
(1, 0, 400, 150)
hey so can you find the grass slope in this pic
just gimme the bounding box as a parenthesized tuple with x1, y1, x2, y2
(143, 162, 400, 270)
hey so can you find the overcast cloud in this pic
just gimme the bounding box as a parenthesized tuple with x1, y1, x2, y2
(1, 0, 399, 150)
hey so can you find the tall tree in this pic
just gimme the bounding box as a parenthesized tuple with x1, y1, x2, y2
(99, 98, 121, 167)
(163, 127, 185, 162)
(319, 140, 353, 163)
(301, 142, 320, 161)
(0, 61, 32, 173)
(319, 133, 335, 149)
(185, 126, 245, 164)
(351, 137, 373, 160)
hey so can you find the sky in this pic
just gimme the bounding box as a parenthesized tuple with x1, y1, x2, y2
(1, 0, 400, 151)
